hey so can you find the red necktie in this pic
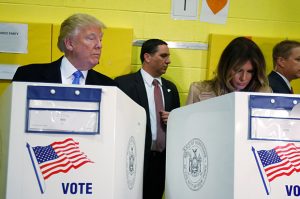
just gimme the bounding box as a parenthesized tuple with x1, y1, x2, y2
(153, 79, 165, 152)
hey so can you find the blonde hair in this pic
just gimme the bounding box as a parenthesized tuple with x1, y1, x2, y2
(57, 13, 106, 52)
(212, 37, 269, 96)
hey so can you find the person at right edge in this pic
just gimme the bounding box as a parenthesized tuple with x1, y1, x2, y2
(115, 39, 180, 199)
(268, 40, 300, 94)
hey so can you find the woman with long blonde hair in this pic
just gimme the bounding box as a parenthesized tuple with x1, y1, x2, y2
(186, 37, 271, 104)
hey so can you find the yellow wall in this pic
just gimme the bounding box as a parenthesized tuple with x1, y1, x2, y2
(1, 1, 300, 198)
(0, 24, 133, 95)
(0, 23, 52, 95)
(1, 0, 300, 104)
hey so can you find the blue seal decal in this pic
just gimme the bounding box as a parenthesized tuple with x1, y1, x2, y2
(126, 136, 137, 190)
(183, 138, 208, 191)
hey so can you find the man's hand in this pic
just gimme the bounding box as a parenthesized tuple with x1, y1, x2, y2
(160, 111, 169, 125)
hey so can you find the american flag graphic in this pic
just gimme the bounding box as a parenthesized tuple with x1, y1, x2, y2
(257, 143, 300, 182)
(31, 138, 93, 180)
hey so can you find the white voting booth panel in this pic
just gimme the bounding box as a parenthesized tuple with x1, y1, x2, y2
(166, 92, 300, 199)
(0, 82, 146, 199)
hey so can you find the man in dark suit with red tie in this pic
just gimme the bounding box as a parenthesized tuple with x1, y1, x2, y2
(115, 39, 180, 199)
(13, 13, 116, 86)
(268, 40, 300, 94)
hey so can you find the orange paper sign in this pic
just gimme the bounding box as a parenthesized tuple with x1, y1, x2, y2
(206, 0, 228, 14)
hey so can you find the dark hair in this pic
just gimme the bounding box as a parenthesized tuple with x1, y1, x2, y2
(212, 37, 268, 95)
(140, 39, 168, 63)
(273, 40, 300, 67)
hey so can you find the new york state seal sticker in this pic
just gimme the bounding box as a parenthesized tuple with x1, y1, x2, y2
(126, 136, 137, 190)
(183, 138, 208, 191)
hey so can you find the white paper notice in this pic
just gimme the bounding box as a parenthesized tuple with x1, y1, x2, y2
(0, 64, 18, 80)
(28, 110, 98, 133)
(0, 23, 28, 53)
(251, 105, 300, 141)
(171, 0, 199, 20)
(200, 0, 229, 24)
(290, 103, 300, 118)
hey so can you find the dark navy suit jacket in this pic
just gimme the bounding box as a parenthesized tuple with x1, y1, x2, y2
(13, 57, 117, 86)
(268, 71, 292, 94)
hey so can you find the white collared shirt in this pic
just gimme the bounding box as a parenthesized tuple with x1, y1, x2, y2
(275, 71, 292, 90)
(60, 56, 88, 85)
(140, 68, 165, 141)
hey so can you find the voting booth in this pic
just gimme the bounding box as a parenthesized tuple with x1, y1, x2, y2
(166, 92, 300, 199)
(0, 82, 146, 199)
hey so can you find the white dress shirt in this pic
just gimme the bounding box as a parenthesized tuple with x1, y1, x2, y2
(140, 69, 165, 141)
(60, 56, 88, 85)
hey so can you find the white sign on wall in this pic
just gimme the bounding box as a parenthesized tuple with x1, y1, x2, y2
(0, 23, 28, 53)
(0, 64, 18, 80)
(171, 0, 199, 20)
(200, 0, 230, 24)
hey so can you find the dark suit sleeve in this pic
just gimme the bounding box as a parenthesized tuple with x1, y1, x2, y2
(12, 64, 46, 82)
(12, 66, 26, 81)
(170, 82, 180, 109)
(12, 58, 63, 83)
(86, 69, 118, 86)
(115, 75, 138, 101)
(163, 79, 180, 111)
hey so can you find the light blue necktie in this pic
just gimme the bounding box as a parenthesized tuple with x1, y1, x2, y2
(72, 70, 83, 84)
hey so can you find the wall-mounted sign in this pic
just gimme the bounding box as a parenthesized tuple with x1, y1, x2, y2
(0, 64, 18, 80)
(0, 23, 28, 53)
(200, 0, 230, 24)
(171, 0, 199, 20)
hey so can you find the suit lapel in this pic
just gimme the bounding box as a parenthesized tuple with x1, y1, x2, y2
(272, 71, 292, 93)
(161, 78, 172, 111)
(135, 71, 150, 113)
(86, 70, 95, 85)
